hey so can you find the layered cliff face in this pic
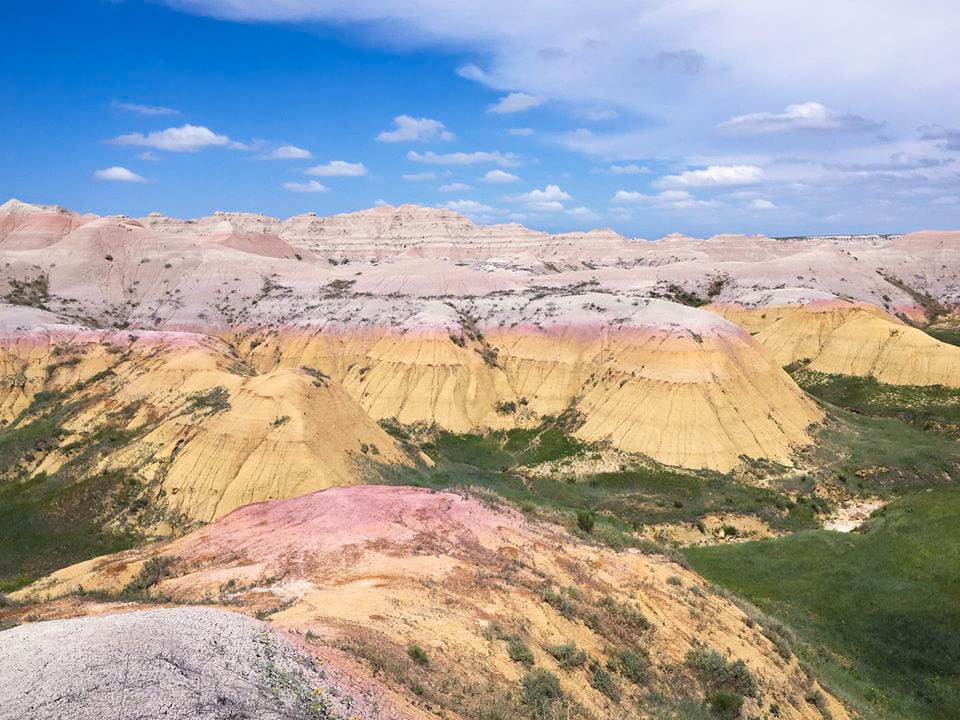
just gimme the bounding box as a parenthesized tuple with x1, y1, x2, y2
(0, 312, 412, 523)
(0, 198, 956, 490)
(711, 289, 960, 387)
(13, 485, 848, 720)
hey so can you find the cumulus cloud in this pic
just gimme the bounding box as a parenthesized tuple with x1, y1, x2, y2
(508, 128, 534, 136)
(441, 199, 507, 223)
(305, 160, 367, 176)
(376, 115, 454, 143)
(407, 150, 519, 167)
(261, 145, 312, 160)
(444, 199, 496, 214)
(439, 182, 471, 192)
(510, 184, 572, 212)
(487, 92, 545, 114)
(612, 189, 716, 209)
(138, 151, 160, 161)
(112, 124, 231, 152)
(596, 164, 650, 175)
(748, 198, 777, 210)
(94, 166, 148, 183)
(159, 2, 958, 146)
(482, 170, 519, 183)
(112, 101, 179, 116)
(655, 165, 764, 189)
(402, 171, 436, 181)
(719, 102, 879, 134)
(283, 180, 329, 192)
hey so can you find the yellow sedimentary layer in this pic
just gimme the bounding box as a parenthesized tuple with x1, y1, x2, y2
(0, 332, 412, 521)
(713, 301, 960, 387)
(239, 323, 822, 472)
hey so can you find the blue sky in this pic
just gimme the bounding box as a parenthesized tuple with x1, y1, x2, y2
(3, 0, 959, 237)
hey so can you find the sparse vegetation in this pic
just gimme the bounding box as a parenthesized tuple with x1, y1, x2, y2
(507, 635, 535, 666)
(521, 669, 564, 716)
(407, 644, 429, 666)
(547, 641, 587, 669)
(123, 555, 174, 595)
(186, 386, 231, 415)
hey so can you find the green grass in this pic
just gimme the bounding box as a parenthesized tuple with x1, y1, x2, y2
(924, 326, 960, 348)
(686, 488, 960, 720)
(791, 369, 960, 434)
(391, 424, 820, 537)
(0, 470, 143, 592)
(0, 392, 152, 591)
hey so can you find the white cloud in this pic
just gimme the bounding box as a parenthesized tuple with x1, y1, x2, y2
(656, 165, 764, 189)
(720, 102, 879, 134)
(582, 109, 619, 121)
(597, 164, 650, 175)
(487, 92, 545, 114)
(407, 150, 519, 167)
(305, 160, 367, 177)
(402, 171, 436, 181)
(509, 128, 534, 136)
(283, 180, 329, 193)
(441, 199, 507, 223)
(94, 166, 148, 183)
(444, 199, 496, 213)
(482, 170, 519, 183)
(517, 185, 571, 203)
(112, 101, 179, 116)
(137, 151, 160, 161)
(112, 124, 231, 152)
(510, 184, 572, 213)
(261, 145, 312, 160)
(612, 189, 716, 209)
(456, 64, 491, 83)
(376, 115, 454, 143)
(439, 182, 471, 192)
(748, 199, 777, 210)
(567, 206, 599, 220)
(373, 199, 391, 207)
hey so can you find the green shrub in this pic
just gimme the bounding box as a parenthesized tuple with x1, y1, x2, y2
(542, 588, 576, 618)
(507, 635, 535, 666)
(589, 662, 620, 701)
(577, 510, 595, 534)
(610, 647, 651, 685)
(407, 644, 429, 666)
(123, 555, 173, 595)
(685, 648, 757, 698)
(547, 641, 587, 669)
(599, 595, 651, 633)
(521, 669, 564, 714)
(707, 691, 743, 720)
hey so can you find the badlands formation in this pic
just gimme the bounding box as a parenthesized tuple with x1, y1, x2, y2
(2, 198, 960, 719)
(10, 486, 847, 720)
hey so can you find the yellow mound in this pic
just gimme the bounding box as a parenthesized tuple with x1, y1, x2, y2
(713, 299, 960, 387)
(0, 329, 412, 522)
(240, 324, 821, 472)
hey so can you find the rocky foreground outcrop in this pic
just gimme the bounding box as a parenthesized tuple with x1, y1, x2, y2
(12, 485, 846, 720)
(0, 606, 417, 720)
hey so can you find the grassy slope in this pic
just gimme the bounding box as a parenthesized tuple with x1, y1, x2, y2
(686, 489, 960, 720)
(384, 423, 822, 539)
(0, 391, 147, 592)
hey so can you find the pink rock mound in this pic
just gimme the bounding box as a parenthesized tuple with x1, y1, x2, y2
(170, 485, 523, 566)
